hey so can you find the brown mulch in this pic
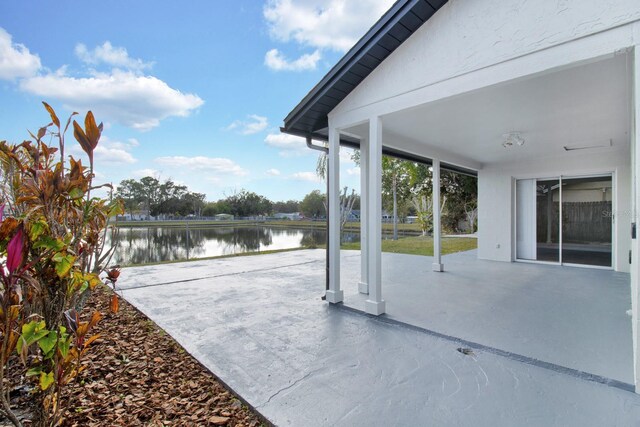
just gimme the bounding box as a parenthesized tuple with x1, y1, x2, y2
(58, 285, 269, 426)
(0, 284, 268, 426)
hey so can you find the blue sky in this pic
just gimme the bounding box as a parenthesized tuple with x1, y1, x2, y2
(0, 0, 395, 202)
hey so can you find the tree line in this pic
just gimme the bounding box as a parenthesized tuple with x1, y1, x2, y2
(116, 177, 206, 218)
(116, 159, 477, 234)
(115, 177, 319, 219)
(318, 150, 477, 235)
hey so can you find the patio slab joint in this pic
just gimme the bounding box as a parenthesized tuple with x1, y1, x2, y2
(333, 303, 636, 393)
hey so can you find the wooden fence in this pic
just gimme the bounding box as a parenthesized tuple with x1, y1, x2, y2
(536, 201, 611, 244)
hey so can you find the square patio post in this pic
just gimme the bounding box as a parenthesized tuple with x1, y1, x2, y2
(365, 116, 386, 315)
(432, 158, 444, 272)
(359, 136, 369, 294)
(633, 44, 640, 393)
(326, 125, 343, 304)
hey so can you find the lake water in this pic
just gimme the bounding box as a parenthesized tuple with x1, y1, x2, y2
(110, 225, 333, 265)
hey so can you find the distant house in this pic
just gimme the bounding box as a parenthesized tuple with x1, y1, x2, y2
(274, 212, 304, 220)
(119, 209, 152, 221)
(281, 0, 640, 391)
(214, 213, 234, 221)
(406, 216, 418, 225)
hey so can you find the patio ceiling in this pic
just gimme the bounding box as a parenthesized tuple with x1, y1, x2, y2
(344, 53, 632, 168)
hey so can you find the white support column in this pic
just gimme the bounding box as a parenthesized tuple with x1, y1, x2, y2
(432, 158, 444, 272)
(359, 137, 369, 294)
(326, 125, 343, 304)
(365, 117, 385, 315)
(632, 45, 640, 393)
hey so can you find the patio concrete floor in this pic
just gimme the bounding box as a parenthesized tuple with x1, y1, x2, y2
(119, 250, 640, 426)
(340, 250, 633, 384)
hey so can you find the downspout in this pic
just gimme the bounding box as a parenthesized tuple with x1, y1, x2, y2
(306, 137, 330, 297)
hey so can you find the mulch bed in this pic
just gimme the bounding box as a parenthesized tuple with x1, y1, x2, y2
(4, 286, 268, 426)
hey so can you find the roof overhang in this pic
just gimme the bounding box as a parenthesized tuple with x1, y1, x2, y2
(282, 0, 448, 141)
(280, 127, 477, 177)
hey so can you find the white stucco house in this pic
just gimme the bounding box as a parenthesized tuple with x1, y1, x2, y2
(281, 0, 640, 391)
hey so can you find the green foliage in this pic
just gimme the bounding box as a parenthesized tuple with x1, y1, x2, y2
(272, 199, 300, 214)
(222, 190, 272, 217)
(115, 177, 205, 218)
(300, 190, 326, 218)
(0, 103, 123, 427)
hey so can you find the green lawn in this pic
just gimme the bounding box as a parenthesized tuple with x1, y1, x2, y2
(339, 235, 477, 256)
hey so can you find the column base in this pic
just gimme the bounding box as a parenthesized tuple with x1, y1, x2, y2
(365, 299, 386, 315)
(358, 281, 369, 294)
(432, 263, 444, 272)
(325, 290, 344, 304)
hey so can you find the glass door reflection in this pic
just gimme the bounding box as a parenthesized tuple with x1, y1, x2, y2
(561, 176, 612, 267)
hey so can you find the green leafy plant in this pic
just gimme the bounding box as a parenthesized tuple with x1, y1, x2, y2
(0, 102, 123, 426)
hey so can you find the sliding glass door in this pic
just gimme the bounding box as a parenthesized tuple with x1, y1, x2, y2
(560, 176, 612, 267)
(516, 174, 612, 268)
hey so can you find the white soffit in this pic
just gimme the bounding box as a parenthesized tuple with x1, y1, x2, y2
(377, 53, 631, 165)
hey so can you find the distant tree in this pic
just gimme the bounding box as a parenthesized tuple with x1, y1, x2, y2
(202, 202, 219, 217)
(411, 193, 448, 236)
(382, 157, 413, 240)
(300, 190, 326, 218)
(139, 176, 161, 217)
(215, 199, 233, 215)
(224, 190, 272, 217)
(115, 178, 143, 215)
(338, 187, 357, 241)
(116, 176, 208, 218)
(464, 199, 478, 233)
(351, 195, 361, 210)
(442, 172, 477, 232)
(155, 180, 187, 216)
(182, 192, 206, 216)
(273, 199, 300, 213)
(408, 165, 477, 234)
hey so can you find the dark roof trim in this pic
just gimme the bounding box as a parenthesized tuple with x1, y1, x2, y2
(281, 127, 477, 178)
(283, 0, 447, 135)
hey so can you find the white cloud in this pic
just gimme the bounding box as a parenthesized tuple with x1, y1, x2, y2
(266, 168, 281, 176)
(264, 0, 395, 52)
(155, 156, 248, 176)
(291, 171, 321, 183)
(75, 42, 152, 72)
(264, 132, 309, 156)
(69, 135, 137, 165)
(20, 69, 204, 131)
(133, 168, 160, 178)
(94, 144, 136, 164)
(0, 27, 41, 80)
(226, 114, 269, 135)
(347, 167, 360, 175)
(264, 48, 320, 71)
(340, 149, 356, 163)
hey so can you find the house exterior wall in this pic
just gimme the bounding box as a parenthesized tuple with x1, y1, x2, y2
(331, 0, 640, 120)
(478, 149, 631, 272)
(321, 0, 640, 388)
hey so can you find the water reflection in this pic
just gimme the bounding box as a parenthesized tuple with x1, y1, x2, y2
(110, 226, 328, 265)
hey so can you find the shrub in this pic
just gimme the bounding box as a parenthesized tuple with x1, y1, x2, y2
(0, 103, 123, 426)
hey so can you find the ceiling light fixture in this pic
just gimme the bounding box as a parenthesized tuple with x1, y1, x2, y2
(502, 132, 525, 148)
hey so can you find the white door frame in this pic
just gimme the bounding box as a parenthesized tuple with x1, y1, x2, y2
(514, 172, 615, 269)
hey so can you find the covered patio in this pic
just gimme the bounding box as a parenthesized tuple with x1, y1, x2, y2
(281, 0, 640, 392)
(340, 250, 633, 386)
